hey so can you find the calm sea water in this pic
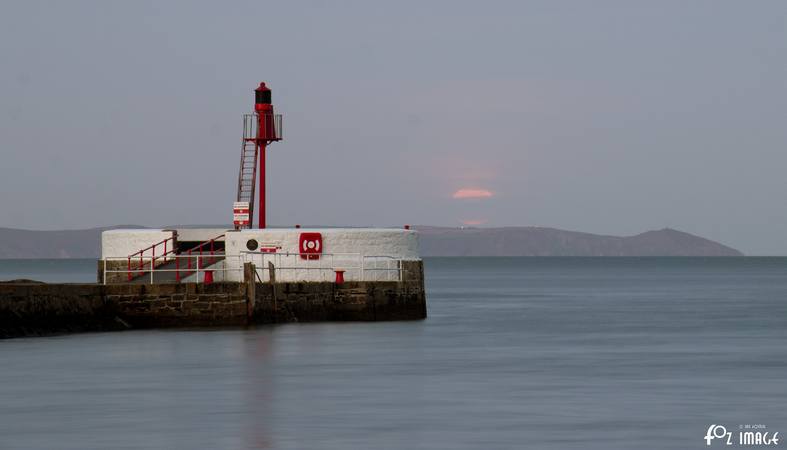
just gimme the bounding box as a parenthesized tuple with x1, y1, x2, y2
(1, 257, 786, 449)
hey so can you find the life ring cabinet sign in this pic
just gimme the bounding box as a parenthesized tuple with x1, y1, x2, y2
(299, 233, 323, 260)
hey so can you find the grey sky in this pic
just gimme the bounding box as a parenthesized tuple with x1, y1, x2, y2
(1, 1, 785, 254)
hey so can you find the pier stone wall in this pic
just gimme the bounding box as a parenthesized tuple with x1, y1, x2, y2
(104, 283, 248, 328)
(0, 282, 250, 338)
(0, 283, 120, 338)
(0, 261, 426, 338)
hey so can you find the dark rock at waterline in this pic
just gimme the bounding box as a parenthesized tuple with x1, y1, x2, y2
(0, 279, 45, 284)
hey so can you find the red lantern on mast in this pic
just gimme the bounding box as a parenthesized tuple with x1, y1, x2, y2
(235, 82, 282, 229)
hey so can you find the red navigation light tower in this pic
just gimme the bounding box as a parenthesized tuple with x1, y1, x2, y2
(235, 82, 282, 229)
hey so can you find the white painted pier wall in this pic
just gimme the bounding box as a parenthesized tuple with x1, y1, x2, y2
(223, 228, 420, 282)
(100, 227, 421, 283)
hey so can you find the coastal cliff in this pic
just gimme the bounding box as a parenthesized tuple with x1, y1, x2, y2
(415, 227, 743, 257)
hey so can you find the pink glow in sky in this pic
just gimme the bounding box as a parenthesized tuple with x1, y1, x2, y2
(452, 188, 494, 199)
(460, 219, 488, 226)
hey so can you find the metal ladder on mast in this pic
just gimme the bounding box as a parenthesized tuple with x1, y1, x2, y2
(236, 114, 258, 228)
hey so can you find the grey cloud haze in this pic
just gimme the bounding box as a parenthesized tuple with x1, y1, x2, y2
(0, 1, 785, 254)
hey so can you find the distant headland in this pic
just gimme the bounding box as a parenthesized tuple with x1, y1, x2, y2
(416, 226, 743, 257)
(0, 225, 742, 258)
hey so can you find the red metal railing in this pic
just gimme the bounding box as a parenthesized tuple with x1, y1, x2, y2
(124, 234, 225, 283)
(127, 235, 177, 281)
(179, 234, 226, 282)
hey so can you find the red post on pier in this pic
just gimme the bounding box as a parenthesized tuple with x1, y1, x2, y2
(259, 141, 266, 228)
(255, 82, 280, 229)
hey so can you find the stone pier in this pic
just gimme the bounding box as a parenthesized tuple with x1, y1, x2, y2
(0, 261, 426, 339)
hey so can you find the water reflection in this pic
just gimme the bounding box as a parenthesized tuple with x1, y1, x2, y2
(2, 258, 787, 449)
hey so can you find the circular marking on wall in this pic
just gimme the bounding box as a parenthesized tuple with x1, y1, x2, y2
(246, 239, 259, 251)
